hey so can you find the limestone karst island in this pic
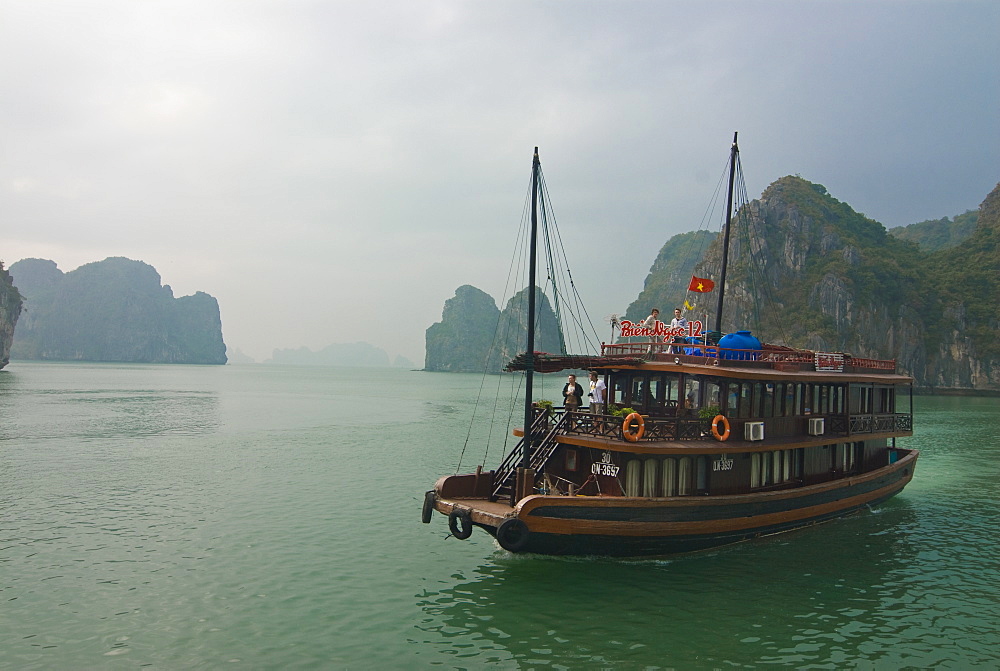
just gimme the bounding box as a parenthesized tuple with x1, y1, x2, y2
(1, 257, 226, 366)
(425, 176, 1000, 393)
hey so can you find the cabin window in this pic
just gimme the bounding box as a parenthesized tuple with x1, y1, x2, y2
(740, 383, 753, 419)
(643, 458, 658, 497)
(647, 377, 663, 410)
(565, 449, 578, 471)
(696, 456, 708, 493)
(613, 379, 625, 406)
(752, 449, 802, 489)
(678, 457, 693, 495)
(625, 460, 642, 497)
(684, 377, 701, 413)
(631, 378, 647, 409)
(706, 381, 722, 409)
(837, 443, 857, 473)
(763, 383, 776, 417)
(750, 383, 762, 417)
(662, 459, 677, 496)
(850, 384, 873, 414)
(833, 386, 845, 414)
(875, 386, 894, 414)
(726, 383, 740, 417)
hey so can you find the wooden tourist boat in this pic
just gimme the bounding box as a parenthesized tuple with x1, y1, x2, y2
(422, 137, 917, 556)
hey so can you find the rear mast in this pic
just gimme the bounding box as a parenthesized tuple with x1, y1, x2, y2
(714, 131, 739, 334)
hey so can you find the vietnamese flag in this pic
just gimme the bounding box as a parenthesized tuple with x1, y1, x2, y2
(688, 275, 715, 293)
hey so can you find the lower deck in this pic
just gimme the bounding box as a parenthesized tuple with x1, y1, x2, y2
(429, 449, 918, 555)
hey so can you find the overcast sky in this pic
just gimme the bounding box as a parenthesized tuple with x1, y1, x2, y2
(2, 1, 997, 364)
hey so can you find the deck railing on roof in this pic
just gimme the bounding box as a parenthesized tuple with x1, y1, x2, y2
(599, 343, 896, 372)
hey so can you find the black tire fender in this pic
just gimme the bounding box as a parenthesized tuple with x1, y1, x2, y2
(448, 508, 473, 540)
(496, 517, 530, 552)
(421, 490, 436, 524)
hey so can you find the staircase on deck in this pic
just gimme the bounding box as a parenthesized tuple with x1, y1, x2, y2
(490, 411, 568, 504)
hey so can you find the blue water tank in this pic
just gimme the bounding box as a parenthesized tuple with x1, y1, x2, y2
(718, 330, 762, 360)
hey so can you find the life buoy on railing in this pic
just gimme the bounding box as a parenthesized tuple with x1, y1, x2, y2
(622, 412, 645, 442)
(711, 414, 731, 442)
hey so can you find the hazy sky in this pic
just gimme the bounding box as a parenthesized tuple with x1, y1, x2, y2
(2, 1, 997, 364)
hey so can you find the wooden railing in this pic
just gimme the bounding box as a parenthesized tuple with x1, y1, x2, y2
(543, 407, 913, 442)
(600, 343, 896, 372)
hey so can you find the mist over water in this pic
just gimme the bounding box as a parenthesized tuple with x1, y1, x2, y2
(1, 363, 997, 669)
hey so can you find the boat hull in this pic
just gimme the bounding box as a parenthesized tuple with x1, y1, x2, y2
(440, 449, 918, 556)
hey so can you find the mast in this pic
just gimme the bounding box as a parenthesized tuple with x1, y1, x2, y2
(714, 131, 739, 334)
(521, 147, 540, 469)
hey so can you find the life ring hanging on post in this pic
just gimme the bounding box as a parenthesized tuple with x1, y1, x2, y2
(622, 412, 645, 442)
(711, 414, 731, 442)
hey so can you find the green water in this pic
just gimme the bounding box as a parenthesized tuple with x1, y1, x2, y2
(1, 362, 998, 669)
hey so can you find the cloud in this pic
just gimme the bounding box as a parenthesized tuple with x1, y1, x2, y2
(1, 0, 997, 363)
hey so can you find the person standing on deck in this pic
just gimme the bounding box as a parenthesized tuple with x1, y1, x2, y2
(642, 308, 660, 354)
(563, 374, 584, 427)
(668, 308, 688, 353)
(588, 371, 607, 430)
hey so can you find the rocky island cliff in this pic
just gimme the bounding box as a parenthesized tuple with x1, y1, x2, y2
(425, 284, 562, 373)
(9, 257, 226, 365)
(0, 261, 23, 369)
(629, 177, 1000, 392)
(429, 177, 999, 392)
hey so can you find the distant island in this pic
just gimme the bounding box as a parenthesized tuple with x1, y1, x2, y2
(425, 284, 563, 373)
(426, 177, 1000, 392)
(266, 342, 414, 368)
(9, 257, 226, 365)
(0, 261, 23, 369)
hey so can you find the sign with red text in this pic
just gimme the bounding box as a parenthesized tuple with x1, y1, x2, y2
(619, 319, 704, 342)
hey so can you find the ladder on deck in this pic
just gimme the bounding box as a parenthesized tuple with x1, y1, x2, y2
(490, 411, 569, 504)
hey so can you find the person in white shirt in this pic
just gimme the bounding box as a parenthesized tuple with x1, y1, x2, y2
(588, 371, 607, 431)
(642, 308, 660, 354)
(668, 308, 688, 353)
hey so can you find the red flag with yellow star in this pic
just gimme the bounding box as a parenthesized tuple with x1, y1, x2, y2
(688, 275, 715, 293)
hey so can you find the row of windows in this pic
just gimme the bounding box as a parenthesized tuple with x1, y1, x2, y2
(751, 449, 803, 488)
(610, 374, 902, 419)
(619, 444, 862, 496)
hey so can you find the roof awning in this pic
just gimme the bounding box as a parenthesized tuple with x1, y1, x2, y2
(504, 352, 646, 373)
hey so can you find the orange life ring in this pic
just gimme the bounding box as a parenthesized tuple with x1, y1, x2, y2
(622, 412, 645, 441)
(711, 414, 731, 441)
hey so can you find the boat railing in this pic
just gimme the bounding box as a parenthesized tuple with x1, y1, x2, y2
(552, 408, 912, 441)
(830, 413, 912, 435)
(600, 343, 896, 372)
(558, 408, 707, 441)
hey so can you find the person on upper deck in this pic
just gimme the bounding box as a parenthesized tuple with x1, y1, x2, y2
(668, 308, 688, 353)
(642, 308, 660, 354)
